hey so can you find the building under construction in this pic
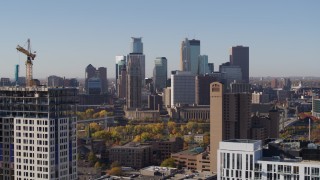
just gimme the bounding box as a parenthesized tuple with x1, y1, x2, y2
(0, 86, 78, 179)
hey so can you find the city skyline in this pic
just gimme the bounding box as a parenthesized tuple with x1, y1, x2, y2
(0, 1, 319, 79)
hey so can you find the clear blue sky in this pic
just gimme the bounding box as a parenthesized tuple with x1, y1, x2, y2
(0, 1, 319, 79)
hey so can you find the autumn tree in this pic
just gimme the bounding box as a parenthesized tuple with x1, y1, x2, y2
(160, 158, 176, 168)
(109, 167, 122, 176)
(88, 151, 98, 165)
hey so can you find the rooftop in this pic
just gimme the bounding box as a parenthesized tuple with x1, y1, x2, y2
(225, 139, 260, 144)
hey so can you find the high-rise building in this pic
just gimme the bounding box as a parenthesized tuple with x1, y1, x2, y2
(195, 75, 217, 105)
(210, 82, 251, 173)
(0, 86, 78, 179)
(47, 75, 64, 87)
(171, 71, 195, 107)
(126, 54, 142, 109)
(84, 64, 107, 94)
(118, 65, 127, 99)
(115, 56, 126, 93)
(130, 38, 145, 86)
(208, 63, 214, 73)
(180, 38, 200, 74)
(131, 37, 143, 54)
(230, 46, 249, 83)
(198, 55, 209, 75)
(220, 65, 243, 89)
(153, 57, 167, 92)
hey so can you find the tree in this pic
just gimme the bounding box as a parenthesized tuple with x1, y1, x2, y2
(111, 161, 121, 168)
(85, 109, 95, 119)
(160, 158, 176, 168)
(109, 167, 122, 176)
(89, 122, 102, 133)
(88, 151, 98, 165)
(94, 161, 102, 169)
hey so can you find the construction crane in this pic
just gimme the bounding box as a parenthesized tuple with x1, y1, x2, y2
(16, 39, 36, 87)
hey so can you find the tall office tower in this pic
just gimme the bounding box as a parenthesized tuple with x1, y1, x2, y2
(131, 37, 143, 53)
(198, 55, 209, 75)
(126, 55, 142, 109)
(84, 64, 107, 94)
(118, 66, 127, 99)
(171, 71, 195, 107)
(98, 67, 107, 93)
(220, 65, 242, 90)
(180, 38, 200, 74)
(153, 57, 167, 92)
(195, 75, 217, 105)
(47, 75, 64, 87)
(130, 37, 145, 86)
(210, 82, 252, 173)
(85, 64, 96, 92)
(208, 63, 214, 73)
(115, 56, 126, 93)
(0, 86, 78, 180)
(230, 46, 249, 83)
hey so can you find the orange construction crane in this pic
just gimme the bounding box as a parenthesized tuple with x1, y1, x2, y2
(16, 39, 36, 87)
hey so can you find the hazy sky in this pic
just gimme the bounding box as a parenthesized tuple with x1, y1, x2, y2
(0, 1, 319, 79)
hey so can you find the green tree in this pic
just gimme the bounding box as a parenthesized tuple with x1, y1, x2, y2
(160, 158, 176, 168)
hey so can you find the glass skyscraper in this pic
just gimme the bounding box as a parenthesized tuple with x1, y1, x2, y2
(180, 38, 200, 75)
(153, 57, 167, 91)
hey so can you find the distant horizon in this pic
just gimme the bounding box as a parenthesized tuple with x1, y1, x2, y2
(1, 1, 319, 78)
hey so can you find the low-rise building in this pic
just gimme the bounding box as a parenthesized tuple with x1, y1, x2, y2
(109, 142, 152, 169)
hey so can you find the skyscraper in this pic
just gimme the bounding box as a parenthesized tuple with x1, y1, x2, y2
(208, 63, 214, 73)
(126, 55, 142, 109)
(195, 75, 217, 105)
(198, 55, 209, 75)
(131, 37, 143, 54)
(180, 38, 200, 75)
(153, 57, 167, 91)
(115, 55, 126, 93)
(171, 71, 195, 107)
(0, 86, 78, 179)
(230, 46, 249, 83)
(85, 64, 107, 94)
(210, 82, 251, 173)
(130, 37, 145, 86)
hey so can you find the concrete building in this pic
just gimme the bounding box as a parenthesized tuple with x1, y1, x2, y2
(252, 91, 270, 104)
(312, 97, 320, 118)
(210, 82, 252, 173)
(171, 71, 195, 107)
(153, 57, 167, 92)
(230, 46, 249, 83)
(0, 86, 78, 180)
(126, 54, 142, 109)
(217, 139, 320, 180)
(163, 87, 171, 108)
(171, 147, 210, 172)
(148, 94, 163, 110)
(180, 38, 200, 74)
(124, 109, 160, 121)
(230, 81, 251, 93)
(198, 55, 209, 75)
(0, 78, 11, 86)
(167, 105, 210, 122)
(251, 109, 280, 140)
(195, 75, 217, 105)
(109, 142, 152, 169)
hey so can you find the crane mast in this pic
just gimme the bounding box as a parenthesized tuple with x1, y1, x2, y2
(16, 39, 36, 87)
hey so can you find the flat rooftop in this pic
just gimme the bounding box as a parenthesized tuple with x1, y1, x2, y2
(224, 139, 261, 144)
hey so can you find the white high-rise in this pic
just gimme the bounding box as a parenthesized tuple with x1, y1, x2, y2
(0, 87, 77, 180)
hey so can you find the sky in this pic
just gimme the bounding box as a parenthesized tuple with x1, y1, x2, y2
(0, 1, 319, 80)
